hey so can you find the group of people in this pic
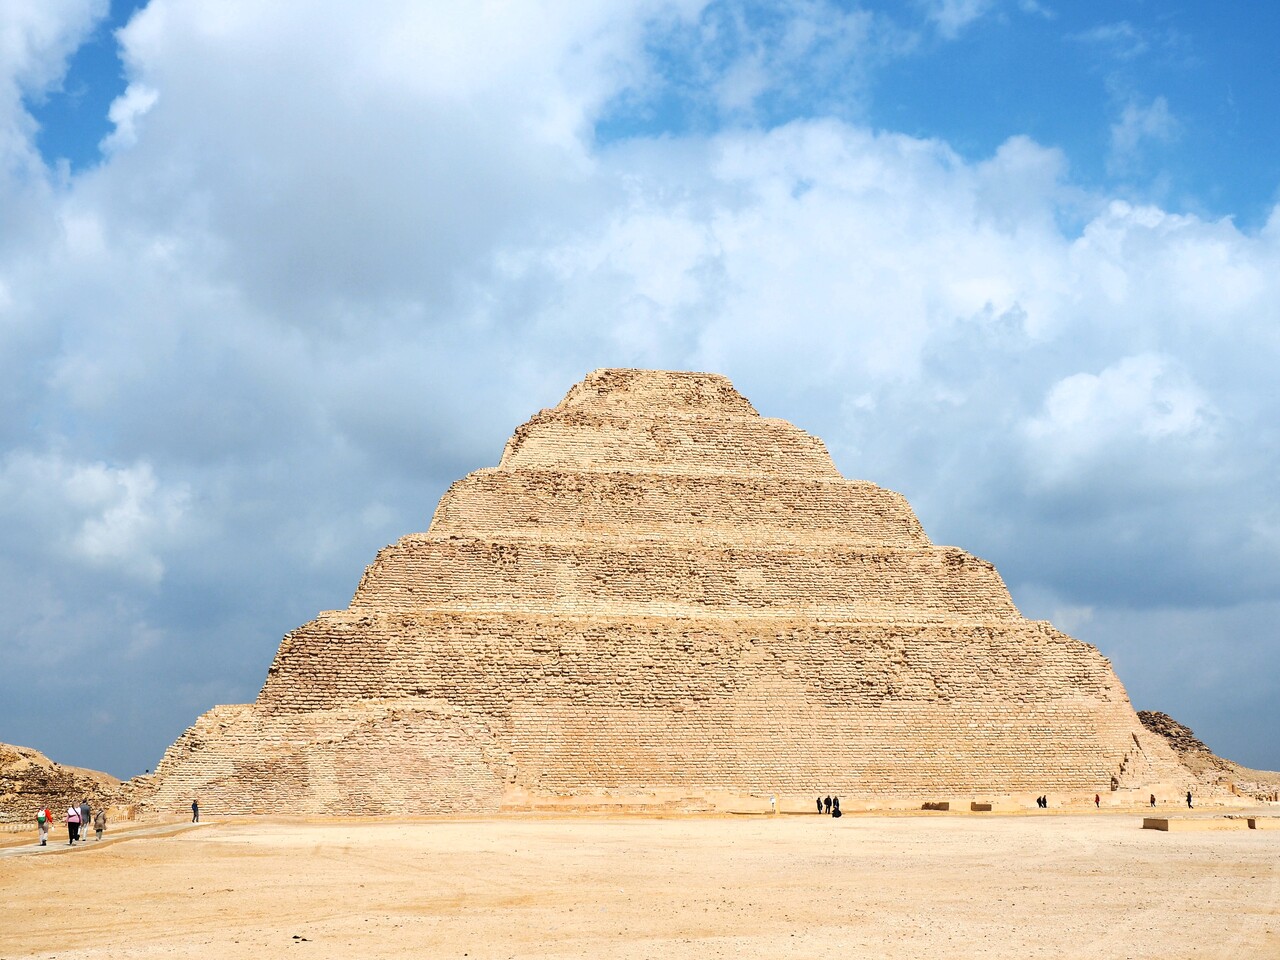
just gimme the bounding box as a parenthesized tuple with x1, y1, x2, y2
(1034, 795, 1049, 808)
(35, 800, 105, 846)
(816, 795, 841, 818)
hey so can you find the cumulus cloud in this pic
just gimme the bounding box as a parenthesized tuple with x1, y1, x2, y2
(0, 451, 190, 582)
(2, 0, 1279, 776)
(1023, 354, 1214, 489)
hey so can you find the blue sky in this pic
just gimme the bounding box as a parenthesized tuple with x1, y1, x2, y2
(3, 0, 1280, 778)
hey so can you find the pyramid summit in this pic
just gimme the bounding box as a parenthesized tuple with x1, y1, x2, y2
(144, 368, 1202, 814)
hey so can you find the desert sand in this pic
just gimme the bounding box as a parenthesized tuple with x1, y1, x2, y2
(3, 812, 1278, 959)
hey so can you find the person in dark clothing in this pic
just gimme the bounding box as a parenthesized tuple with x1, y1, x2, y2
(1186, 791, 1193, 809)
(816, 797, 822, 814)
(831, 797, 841, 818)
(192, 799, 200, 823)
(823, 796, 831, 814)
(1150, 794, 1156, 807)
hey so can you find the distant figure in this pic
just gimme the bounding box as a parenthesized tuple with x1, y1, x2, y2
(1186, 791, 1193, 809)
(769, 795, 776, 814)
(94, 809, 106, 841)
(816, 796, 823, 814)
(66, 805, 81, 844)
(80, 800, 91, 836)
(831, 797, 840, 818)
(1094, 794, 1100, 809)
(1150, 794, 1156, 808)
(823, 796, 831, 814)
(36, 807, 49, 846)
(192, 799, 200, 823)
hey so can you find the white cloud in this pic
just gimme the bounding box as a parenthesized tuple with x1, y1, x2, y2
(0, 452, 190, 583)
(1109, 95, 1181, 172)
(920, 0, 993, 39)
(0, 0, 106, 99)
(1022, 354, 1213, 484)
(100, 82, 158, 153)
(1, 0, 1279, 775)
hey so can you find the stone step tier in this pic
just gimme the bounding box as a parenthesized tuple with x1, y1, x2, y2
(500, 411, 840, 478)
(551, 368, 761, 418)
(349, 538, 1018, 620)
(428, 469, 931, 547)
(258, 610, 1110, 712)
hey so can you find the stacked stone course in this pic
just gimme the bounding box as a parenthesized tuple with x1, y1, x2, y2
(146, 368, 1197, 816)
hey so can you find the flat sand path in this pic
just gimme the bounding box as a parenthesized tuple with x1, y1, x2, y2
(2, 814, 1277, 959)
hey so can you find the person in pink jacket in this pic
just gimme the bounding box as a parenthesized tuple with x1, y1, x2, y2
(66, 805, 81, 844)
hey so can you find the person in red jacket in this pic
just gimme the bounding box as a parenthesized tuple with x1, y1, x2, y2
(36, 807, 50, 846)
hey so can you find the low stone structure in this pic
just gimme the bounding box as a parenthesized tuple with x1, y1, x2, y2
(143, 369, 1208, 816)
(1139, 710, 1280, 801)
(0, 742, 120, 823)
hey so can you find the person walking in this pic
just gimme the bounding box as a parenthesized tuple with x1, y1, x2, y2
(1150, 794, 1156, 808)
(816, 796, 822, 814)
(36, 807, 50, 846)
(93, 808, 106, 840)
(1186, 791, 1193, 809)
(80, 800, 91, 837)
(1094, 794, 1100, 809)
(191, 799, 199, 823)
(66, 805, 81, 844)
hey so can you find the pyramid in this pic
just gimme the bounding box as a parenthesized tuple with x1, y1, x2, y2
(146, 369, 1196, 814)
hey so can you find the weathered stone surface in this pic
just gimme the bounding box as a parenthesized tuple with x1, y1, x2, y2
(143, 368, 1208, 816)
(0, 742, 120, 823)
(1139, 710, 1280, 801)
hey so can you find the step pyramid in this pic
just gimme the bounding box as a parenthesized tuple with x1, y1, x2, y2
(146, 369, 1194, 814)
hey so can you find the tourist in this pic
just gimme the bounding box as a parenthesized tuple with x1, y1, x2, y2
(192, 799, 200, 823)
(80, 800, 91, 838)
(823, 795, 831, 814)
(831, 797, 842, 819)
(816, 796, 822, 814)
(1094, 794, 1100, 809)
(94, 808, 106, 841)
(66, 805, 81, 844)
(1186, 791, 1193, 809)
(36, 807, 49, 846)
(1150, 794, 1156, 807)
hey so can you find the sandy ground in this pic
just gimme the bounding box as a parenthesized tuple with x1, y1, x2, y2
(2, 813, 1278, 960)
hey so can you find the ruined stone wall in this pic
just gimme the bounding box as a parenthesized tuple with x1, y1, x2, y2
(143, 368, 1201, 815)
(148, 703, 510, 816)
